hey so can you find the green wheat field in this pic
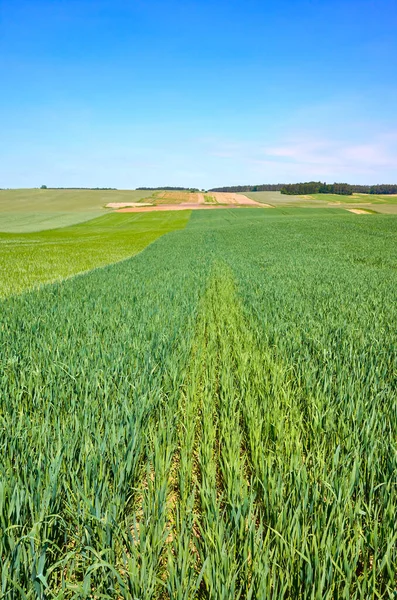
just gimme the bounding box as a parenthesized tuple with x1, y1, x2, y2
(1, 201, 396, 598)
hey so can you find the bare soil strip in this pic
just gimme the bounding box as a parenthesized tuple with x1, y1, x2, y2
(196, 193, 206, 204)
(106, 202, 153, 208)
(211, 192, 263, 206)
(346, 209, 371, 214)
(117, 204, 239, 213)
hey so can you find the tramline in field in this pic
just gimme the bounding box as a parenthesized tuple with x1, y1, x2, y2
(1, 208, 396, 598)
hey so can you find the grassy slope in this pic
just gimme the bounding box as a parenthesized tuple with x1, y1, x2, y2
(245, 191, 397, 214)
(0, 188, 156, 232)
(244, 190, 321, 206)
(0, 210, 107, 232)
(0, 210, 190, 297)
(308, 192, 397, 204)
(1, 208, 396, 597)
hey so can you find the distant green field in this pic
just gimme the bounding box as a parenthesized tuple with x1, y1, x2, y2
(0, 210, 107, 233)
(0, 210, 190, 297)
(245, 191, 322, 205)
(244, 191, 397, 213)
(0, 189, 156, 232)
(309, 193, 397, 204)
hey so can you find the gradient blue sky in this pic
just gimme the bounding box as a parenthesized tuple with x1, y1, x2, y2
(1, 0, 396, 188)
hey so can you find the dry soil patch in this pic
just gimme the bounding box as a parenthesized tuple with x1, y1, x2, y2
(116, 204, 240, 213)
(155, 191, 200, 204)
(211, 193, 263, 206)
(106, 202, 153, 208)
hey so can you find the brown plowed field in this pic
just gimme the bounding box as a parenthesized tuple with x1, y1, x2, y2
(154, 191, 200, 204)
(211, 192, 263, 206)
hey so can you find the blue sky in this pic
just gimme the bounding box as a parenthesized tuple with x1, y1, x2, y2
(1, 0, 396, 188)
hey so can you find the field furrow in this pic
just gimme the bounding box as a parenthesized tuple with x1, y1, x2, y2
(1, 209, 396, 597)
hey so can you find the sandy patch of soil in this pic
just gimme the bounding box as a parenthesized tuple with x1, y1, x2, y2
(346, 209, 371, 214)
(106, 202, 153, 208)
(211, 193, 263, 206)
(116, 203, 258, 213)
(117, 205, 186, 213)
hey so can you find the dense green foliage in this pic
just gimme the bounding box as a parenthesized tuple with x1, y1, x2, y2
(209, 184, 284, 192)
(211, 183, 397, 194)
(0, 211, 190, 297)
(281, 182, 353, 195)
(1, 209, 396, 598)
(352, 184, 397, 194)
(281, 182, 397, 196)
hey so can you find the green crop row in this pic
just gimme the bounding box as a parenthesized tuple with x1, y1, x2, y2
(1, 208, 396, 597)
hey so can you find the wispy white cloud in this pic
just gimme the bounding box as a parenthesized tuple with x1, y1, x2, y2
(262, 133, 397, 178)
(202, 129, 397, 183)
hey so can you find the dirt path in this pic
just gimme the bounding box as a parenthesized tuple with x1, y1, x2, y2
(197, 193, 206, 204)
(106, 202, 153, 208)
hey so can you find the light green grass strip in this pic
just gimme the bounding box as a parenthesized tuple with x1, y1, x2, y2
(0, 210, 191, 298)
(0, 188, 156, 213)
(0, 188, 159, 232)
(306, 193, 397, 204)
(0, 211, 106, 233)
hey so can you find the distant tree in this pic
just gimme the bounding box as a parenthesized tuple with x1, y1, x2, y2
(209, 184, 285, 192)
(137, 183, 397, 195)
(41, 187, 117, 190)
(369, 184, 397, 194)
(280, 182, 353, 195)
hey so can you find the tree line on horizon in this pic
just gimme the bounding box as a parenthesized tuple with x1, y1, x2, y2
(280, 182, 397, 195)
(209, 183, 397, 195)
(2, 183, 393, 195)
(39, 186, 117, 190)
(209, 184, 284, 192)
(281, 182, 353, 195)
